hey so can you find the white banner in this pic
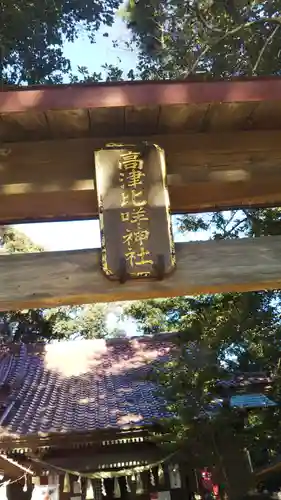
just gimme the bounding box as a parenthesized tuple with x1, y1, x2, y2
(31, 485, 59, 500)
(0, 485, 7, 500)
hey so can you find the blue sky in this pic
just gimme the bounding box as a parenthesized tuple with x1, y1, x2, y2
(63, 10, 138, 79)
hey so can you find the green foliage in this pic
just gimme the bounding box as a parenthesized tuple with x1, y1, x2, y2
(124, 0, 281, 79)
(0, 226, 43, 253)
(2, 0, 121, 84)
(69, 63, 129, 83)
(125, 291, 281, 373)
(0, 309, 55, 343)
(124, 208, 281, 479)
(45, 304, 126, 339)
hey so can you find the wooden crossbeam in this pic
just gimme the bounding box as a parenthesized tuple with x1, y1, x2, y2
(1, 236, 281, 311)
(1, 131, 281, 223)
(1, 78, 281, 114)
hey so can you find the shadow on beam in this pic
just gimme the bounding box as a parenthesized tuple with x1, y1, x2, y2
(0, 236, 281, 310)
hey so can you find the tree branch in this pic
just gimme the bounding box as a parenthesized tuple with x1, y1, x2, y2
(252, 25, 280, 74)
(193, 2, 223, 33)
(185, 16, 281, 77)
(221, 217, 248, 239)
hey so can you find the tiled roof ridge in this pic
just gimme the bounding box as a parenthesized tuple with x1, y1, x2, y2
(0, 354, 13, 386)
(0, 344, 29, 382)
(9, 344, 30, 387)
(0, 335, 178, 436)
(0, 333, 184, 407)
(0, 332, 184, 356)
(0, 345, 31, 426)
(0, 334, 273, 438)
(0, 334, 181, 432)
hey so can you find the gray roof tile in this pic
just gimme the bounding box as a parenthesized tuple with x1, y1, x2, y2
(0, 338, 174, 436)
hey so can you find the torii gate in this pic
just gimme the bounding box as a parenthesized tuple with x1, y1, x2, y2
(0, 77, 281, 311)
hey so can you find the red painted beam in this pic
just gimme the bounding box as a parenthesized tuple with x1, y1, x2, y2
(1, 77, 281, 113)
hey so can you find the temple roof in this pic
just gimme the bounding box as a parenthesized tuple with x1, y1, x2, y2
(0, 337, 178, 437)
(0, 336, 274, 443)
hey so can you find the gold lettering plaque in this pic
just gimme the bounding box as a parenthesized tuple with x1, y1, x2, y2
(94, 143, 175, 281)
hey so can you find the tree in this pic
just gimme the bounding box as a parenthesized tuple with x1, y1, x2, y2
(123, 0, 281, 79)
(2, 0, 122, 85)
(121, 5, 281, 492)
(45, 303, 127, 339)
(0, 226, 43, 253)
(124, 211, 281, 497)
